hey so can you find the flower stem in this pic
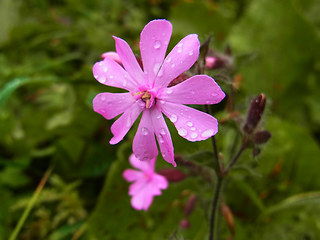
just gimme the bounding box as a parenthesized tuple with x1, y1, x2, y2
(208, 176, 223, 240)
(223, 142, 247, 175)
(9, 166, 53, 240)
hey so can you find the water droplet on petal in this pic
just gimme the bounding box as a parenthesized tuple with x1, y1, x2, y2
(141, 127, 149, 135)
(187, 121, 193, 127)
(177, 48, 182, 53)
(98, 62, 103, 66)
(201, 129, 214, 138)
(154, 40, 161, 49)
(103, 66, 108, 72)
(171, 63, 175, 68)
(99, 76, 106, 83)
(109, 75, 114, 79)
(191, 132, 198, 139)
(178, 128, 187, 137)
(153, 63, 161, 75)
(94, 74, 99, 79)
(156, 113, 162, 119)
(170, 114, 178, 123)
(123, 79, 127, 87)
(166, 88, 173, 94)
(188, 50, 194, 56)
(166, 57, 172, 63)
(100, 95, 106, 101)
(211, 93, 217, 97)
(160, 128, 166, 135)
(177, 42, 183, 48)
(158, 134, 164, 143)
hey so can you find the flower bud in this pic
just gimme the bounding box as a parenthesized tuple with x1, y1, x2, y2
(179, 218, 191, 229)
(157, 168, 186, 182)
(243, 94, 266, 134)
(184, 194, 197, 217)
(221, 203, 235, 235)
(205, 50, 233, 70)
(253, 130, 271, 144)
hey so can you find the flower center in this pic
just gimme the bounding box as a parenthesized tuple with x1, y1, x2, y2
(134, 90, 156, 109)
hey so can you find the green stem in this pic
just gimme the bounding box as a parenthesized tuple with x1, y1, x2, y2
(208, 176, 223, 240)
(9, 166, 53, 240)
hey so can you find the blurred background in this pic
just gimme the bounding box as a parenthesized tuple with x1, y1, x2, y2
(1, 0, 320, 239)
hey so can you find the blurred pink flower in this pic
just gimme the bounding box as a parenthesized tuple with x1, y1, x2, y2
(123, 154, 168, 211)
(92, 20, 225, 166)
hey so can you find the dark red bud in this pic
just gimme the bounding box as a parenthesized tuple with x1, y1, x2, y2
(253, 130, 271, 144)
(157, 168, 186, 182)
(184, 194, 197, 217)
(179, 218, 191, 229)
(243, 94, 266, 134)
(168, 73, 190, 87)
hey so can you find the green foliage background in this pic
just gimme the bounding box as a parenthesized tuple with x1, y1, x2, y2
(0, 0, 320, 239)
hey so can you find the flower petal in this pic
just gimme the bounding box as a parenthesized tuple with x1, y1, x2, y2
(130, 182, 155, 211)
(93, 58, 137, 91)
(113, 36, 145, 85)
(152, 174, 168, 190)
(133, 110, 158, 161)
(123, 169, 142, 182)
(150, 107, 176, 167)
(109, 104, 142, 145)
(93, 92, 135, 120)
(154, 34, 200, 89)
(159, 75, 225, 105)
(128, 154, 155, 172)
(159, 102, 218, 142)
(139, 19, 172, 86)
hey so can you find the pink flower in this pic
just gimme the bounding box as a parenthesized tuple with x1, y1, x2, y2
(92, 19, 225, 166)
(123, 154, 168, 211)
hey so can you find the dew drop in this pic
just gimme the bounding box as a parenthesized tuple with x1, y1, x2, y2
(170, 114, 178, 123)
(109, 75, 114, 79)
(166, 57, 172, 63)
(187, 121, 193, 127)
(153, 63, 161, 75)
(178, 128, 187, 137)
(171, 63, 175, 68)
(156, 113, 162, 119)
(141, 127, 149, 135)
(103, 66, 108, 72)
(166, 88, 173, 94)
(154, 40, 161, 49)
(159, 100, 165, 105)
(100, 95, 106, 101)
(201, 129, 214, 138)
(98, 62, 103, 66)
(122, 79, 127, 87)
(158, 134, 164, 143)
(94, 74, 99, 79)
(191, 132, 198, 139)
(177, 42, 183, 48)
(99, 76, 106, 83)
(160, 128, 166, 135)
(211, 93, 217, 97)
(191, 127, 196, 131)
(188, 50, 194, 56)
(177, 48, 182, 53)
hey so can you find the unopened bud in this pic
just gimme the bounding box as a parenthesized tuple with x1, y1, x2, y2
(221, 203, 235, 235)
(184, 194, 197, 217)
(243, 94, 266, 134)
(253, 130, 271, 144)
(205, 51, 233, 70)
(179, 218, 191, 229)
(168, 73, 190, 87)
(158, 168, 186, 182)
